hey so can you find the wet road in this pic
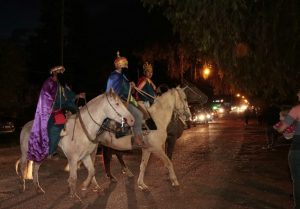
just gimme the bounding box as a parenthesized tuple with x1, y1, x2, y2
(0, 114, 293, 209)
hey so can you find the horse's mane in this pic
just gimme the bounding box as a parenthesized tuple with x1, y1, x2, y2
(79, 91, 118, 113)
(149, 88, 174, 111)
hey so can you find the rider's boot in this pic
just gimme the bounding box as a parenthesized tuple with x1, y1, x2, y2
(132, 134, 148, 149)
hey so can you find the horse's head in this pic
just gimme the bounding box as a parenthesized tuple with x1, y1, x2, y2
(173, 86, 192, 121)
(105, 89, 135, 127)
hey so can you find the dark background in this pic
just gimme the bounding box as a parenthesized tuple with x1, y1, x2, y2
(0, 0, 187, 125)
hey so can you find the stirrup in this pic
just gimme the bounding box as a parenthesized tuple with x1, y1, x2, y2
(143, 130, 150, 135)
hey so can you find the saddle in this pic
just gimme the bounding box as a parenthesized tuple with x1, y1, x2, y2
(98, 102, 157, 138)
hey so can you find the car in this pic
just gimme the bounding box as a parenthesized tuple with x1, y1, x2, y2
(0, 117, 16, 133)
(187, 104, 212, 128)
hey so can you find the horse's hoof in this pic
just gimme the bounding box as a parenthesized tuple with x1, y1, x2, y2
(138, 184, 149, 192)
(122, 167, 134, 178)
(93, 186, 104, 194)
(70, 193, 83, 203)
(108, 175, 118, 183)
(172, 181, 180, 187)
(35, 188, 45, 194)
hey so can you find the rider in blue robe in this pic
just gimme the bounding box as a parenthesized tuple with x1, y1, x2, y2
(106, 51, 146, 148)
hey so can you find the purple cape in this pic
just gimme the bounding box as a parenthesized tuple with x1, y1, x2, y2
(27, 77, 58, 162)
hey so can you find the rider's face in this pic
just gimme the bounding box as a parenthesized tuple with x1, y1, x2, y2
(57, 73, 66, 86)
(145, 71, 153, 78)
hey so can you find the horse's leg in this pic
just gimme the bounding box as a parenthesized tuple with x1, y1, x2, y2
(153, 149, 179, 187)
(88, 146, 103, 192)
(137, 149, 151, 190)
(103, 146, 118, 182)
(67, 159, 79, 198)
(32, 162, 45, 194)
(81, 155, 102, 192)
(116, 152, 134, 177)
(17, 158, 26, 192)
(165, 135, 176, 160)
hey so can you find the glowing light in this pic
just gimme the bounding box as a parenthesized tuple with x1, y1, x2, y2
(202, 64, 211, 79)
(218, 108, 224, 113)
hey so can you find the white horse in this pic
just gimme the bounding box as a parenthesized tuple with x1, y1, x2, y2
(16, 90, 134, 197)
(96, 87, 191, 190)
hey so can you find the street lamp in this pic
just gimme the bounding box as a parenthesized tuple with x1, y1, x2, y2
(202, 64, 211, 79)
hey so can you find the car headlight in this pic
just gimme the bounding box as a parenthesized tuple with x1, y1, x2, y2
(206, 114, 211, 119)
(199, 114, 205, 121)
(218, 108, 224, 113)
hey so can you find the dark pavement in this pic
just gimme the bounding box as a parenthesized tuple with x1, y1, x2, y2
(0, 114, 293, 209)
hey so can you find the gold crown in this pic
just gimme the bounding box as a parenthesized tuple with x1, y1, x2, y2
(49, 66, 65, 74)
(143, 62, 153, 73)
(114, 51, 128, 69)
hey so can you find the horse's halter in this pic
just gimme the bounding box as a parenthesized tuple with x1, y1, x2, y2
(174, 88, 191, 120)
(105, 93, 126, 127)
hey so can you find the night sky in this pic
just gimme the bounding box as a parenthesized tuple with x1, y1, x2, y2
(0, 0, 172, 54)
(0, 0, 174, 92)
(0, 0, 40, 38)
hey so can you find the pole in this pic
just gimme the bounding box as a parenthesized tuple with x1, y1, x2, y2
(60, 0, 64, 65)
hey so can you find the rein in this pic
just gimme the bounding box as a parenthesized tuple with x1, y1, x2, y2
(78, 111, 98, 143)
(134, 87, 156, 100)
(77, 93, 125, 143)
(173, 89, 190, 119)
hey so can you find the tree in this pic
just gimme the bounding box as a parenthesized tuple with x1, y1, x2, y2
(0, 41, 29, 117)
(141, 0, 300, 104)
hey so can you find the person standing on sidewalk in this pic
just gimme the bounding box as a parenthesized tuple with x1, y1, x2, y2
(263, 103, 280, 150)
(276, 89, 300, 209)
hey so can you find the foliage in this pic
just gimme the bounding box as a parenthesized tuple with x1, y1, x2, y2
(0, 41, 29, 116)
(141, 0, 300, 104)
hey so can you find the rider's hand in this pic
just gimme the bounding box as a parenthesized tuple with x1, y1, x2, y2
(77, 92, 86, 99)
(130, 82, 136, 89)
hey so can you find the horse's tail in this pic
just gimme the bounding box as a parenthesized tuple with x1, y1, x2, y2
(16, 158, 33, 180)
(15, 158, 20, 176)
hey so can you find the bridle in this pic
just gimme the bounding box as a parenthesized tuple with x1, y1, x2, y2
(173, 88, 191, 120)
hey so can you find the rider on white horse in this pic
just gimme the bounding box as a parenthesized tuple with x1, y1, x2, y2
(106, 51, 147, 148)
(136, 62, 157, 107)
(27, 66, 84, 162)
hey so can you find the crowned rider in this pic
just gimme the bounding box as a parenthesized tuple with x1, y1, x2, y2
(106, 51, 147, 148)
(27, 66, 84, 162)
(136, 62, 157, 106)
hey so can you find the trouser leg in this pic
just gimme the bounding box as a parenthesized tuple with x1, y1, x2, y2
(48, 117, 64, 155)
(127, 103, 143, 136)
(288, 148, 300, 209)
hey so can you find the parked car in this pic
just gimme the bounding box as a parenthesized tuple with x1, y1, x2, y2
(0, 117, 16, 133)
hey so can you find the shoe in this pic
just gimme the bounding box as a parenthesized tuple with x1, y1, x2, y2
(132, 135, 149, 149)
(47, 153, 60, 160)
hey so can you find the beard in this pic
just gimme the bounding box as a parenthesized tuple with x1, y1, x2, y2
(57, 73, 66, 86)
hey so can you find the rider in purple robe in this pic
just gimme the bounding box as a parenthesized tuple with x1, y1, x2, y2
(27, 66, 81, 162)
